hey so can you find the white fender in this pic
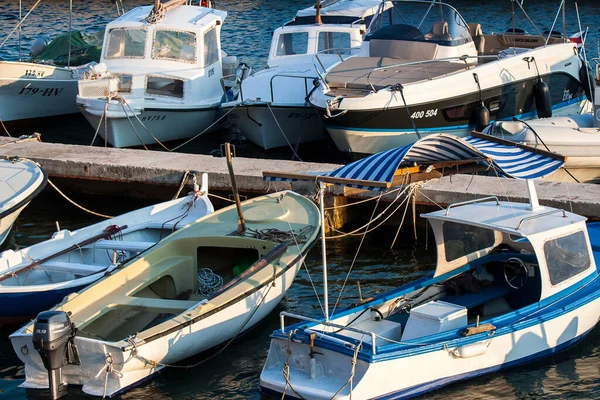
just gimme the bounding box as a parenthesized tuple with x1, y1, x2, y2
(452, 341, 490, 358)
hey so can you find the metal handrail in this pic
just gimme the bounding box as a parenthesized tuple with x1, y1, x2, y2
(280, 311, 377, 355)
(269, 74, 317, 103)
(313, 46, 360, 77)
(445, 196, 500, 216)
(365, 54, 499, 92)
(516, 209, 567, 230)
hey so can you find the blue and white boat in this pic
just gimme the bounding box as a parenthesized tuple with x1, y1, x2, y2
(0, 158, 47, 246)
(259, 134, 600, 399)
(0, 174, 213, 324)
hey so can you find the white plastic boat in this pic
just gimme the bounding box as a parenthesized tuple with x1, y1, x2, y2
(10, 190, 319, 397)
(0, 158, 46, 246)
(308, 0, 588, 155)
(76, 1, 246, 148)
(259, 134, 600, 399)
(221, 0, 383, 150)
(482, 61, 600, 183)
(0, 176, 212, 324)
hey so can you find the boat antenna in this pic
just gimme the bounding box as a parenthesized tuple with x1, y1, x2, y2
(224, 143, 246, 234)
(18, 0, 21, 61)
(315, 0, 323, 25)
(68, 0, 73, 68)
(318, 181, 329, 322)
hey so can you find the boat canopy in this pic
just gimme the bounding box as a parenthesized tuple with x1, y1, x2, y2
(366, 0, 472, 46)
(263, 134, 565, 190)
(289, 0, 384, 26)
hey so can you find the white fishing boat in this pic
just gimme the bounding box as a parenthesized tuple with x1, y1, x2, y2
(0, 175, 212, 324)
(482, 60, 600, 183)
(308, 0, 589, 156)
(10, 146, 320, 397)
(221, 0, 383, 150)
(259, 133, 600, 399)
(0, 1, 102, 129)
(0, 158, 46, 246)
(76, 0, 246, 148)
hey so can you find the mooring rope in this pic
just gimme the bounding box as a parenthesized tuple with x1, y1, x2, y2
(265, 102, 303, 162)
(48, 179, 114, 219)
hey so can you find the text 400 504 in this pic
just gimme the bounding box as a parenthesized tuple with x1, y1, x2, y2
(19, 87, 64, 96)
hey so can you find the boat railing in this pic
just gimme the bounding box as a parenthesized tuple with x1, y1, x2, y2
(269, 74, 318, 103)
(445, 196, 500, 215)
(280, 311, 378, 354)
(220, 72, 243, 101)
(313, 46, 360, 73)
(516, 209, 567, 230)
(365, 54, 499, 92)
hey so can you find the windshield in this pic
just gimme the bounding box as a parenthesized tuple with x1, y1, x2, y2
(367, 0, 471, 46)
(106, 28, 146, 59)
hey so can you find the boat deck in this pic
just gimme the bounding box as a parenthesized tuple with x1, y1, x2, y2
(326, 57, 467, 91)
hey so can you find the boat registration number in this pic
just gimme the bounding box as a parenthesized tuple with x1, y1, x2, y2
(140, 115, 167, 122)
(18, 87, 63, 96)
(25, 70, 45, 77)
(411, 109, 438, 119)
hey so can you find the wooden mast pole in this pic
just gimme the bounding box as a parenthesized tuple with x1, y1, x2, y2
(315, 0, 323, 24)
(225, 143, 246, 234)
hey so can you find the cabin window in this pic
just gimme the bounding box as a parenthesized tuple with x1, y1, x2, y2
(318, 32, 352, 55)
(275, 32, 309, 56)
(443, 222, 496, 262)
(146, 76, 184, 98)
(105, 28, 146, 59)
(113, 74, 132, 93)
(203, 27, 220, 67)
(152, 29, 197, 62)
(544, 230, 591, 285)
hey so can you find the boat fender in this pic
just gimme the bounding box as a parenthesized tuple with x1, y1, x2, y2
(450, 340, 491, 358)
(579, 64, 595, 102)
(535, 80, 552, 118)
(475, 102, 490, 132)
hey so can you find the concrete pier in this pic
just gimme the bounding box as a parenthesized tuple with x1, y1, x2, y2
(0, 136, 598, 223)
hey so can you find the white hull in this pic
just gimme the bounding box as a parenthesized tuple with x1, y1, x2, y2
(12, 258, 303, 396)
(0, 204, 27, 245)
(261, 293, 600, 399)
(80, 104, 219, 148)
(0, 61, 78, 122)
(226, 103, 326, 149)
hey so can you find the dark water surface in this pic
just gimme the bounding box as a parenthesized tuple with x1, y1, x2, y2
(1, 1, 600, 399)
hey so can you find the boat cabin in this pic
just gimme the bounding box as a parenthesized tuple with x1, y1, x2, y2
(84, 5, 228, 105)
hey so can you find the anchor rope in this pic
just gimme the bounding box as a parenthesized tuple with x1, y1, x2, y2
(265, 102, 303, 161)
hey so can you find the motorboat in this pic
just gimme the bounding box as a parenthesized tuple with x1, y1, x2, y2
(221, 0, 384, 150)
(308, 0, 589, 156)
(0, 158, 46, 246)
(0, 176, 213, 324)
(259, 133, 600, 399)
(76, 0, 246, 148)
(482, 60, 600, 183)
(11, 157, 320, 397)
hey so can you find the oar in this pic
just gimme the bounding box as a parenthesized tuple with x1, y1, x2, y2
(0, 225, 128, 283)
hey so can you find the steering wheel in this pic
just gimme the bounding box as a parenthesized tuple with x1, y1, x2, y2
(503, 257, 528, 289)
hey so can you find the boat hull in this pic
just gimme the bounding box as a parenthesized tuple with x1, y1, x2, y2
(0, 204, 27, 246)
(80, 104, 220, 148)
(259, 290, 600, 399)
(0, 61, 79, 123)
(12, 256, 304, 396)
(226, 103, 326, 149)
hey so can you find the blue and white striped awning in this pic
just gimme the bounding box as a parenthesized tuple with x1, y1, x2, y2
(263, 133, 565, 190)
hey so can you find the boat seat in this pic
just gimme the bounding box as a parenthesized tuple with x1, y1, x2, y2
(425, 22, 451, 42)
(468, 23, 485, 56)
(441, 285, 514, 309)
(89, 240, 156, 252)
(37, 260, 107, 276)
(112, 295, 198, 313)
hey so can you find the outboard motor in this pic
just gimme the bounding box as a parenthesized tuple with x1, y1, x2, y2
(29, 35, 51, 59)
(32, 311, 75, 399)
